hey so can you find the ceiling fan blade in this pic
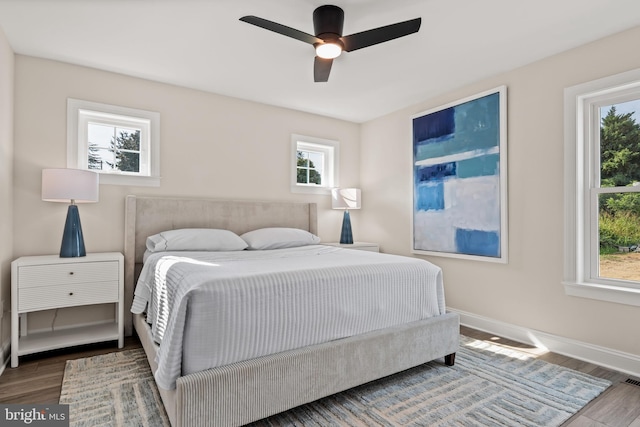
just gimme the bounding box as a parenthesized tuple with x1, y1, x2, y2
(240, 16, 322, 45)
(314, 57, 333, 82)
(340, 17, 421, 52)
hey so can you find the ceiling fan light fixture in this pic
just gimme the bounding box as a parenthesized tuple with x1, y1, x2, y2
(316, 42, 342, 59)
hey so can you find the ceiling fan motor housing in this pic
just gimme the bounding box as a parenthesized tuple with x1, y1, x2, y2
(313, 5, 344, 38)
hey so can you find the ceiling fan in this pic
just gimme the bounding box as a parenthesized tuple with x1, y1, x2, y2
(240, 5, 421, 82)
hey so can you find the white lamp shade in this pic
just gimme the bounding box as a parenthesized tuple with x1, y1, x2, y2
(42, 169, 99, 203)
(331, 188, 361, 210)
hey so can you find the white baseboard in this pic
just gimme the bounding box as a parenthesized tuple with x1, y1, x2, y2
(450, 308, 640, 378)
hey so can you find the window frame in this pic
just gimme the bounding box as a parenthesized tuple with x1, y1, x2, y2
(564, 68, 640, 306)
(290, 134, 339, 195)
(67, 98, 161, 187)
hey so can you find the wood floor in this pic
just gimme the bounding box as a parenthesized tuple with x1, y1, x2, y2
(0, 328, 639, 426)
(0, 337, 141, 405)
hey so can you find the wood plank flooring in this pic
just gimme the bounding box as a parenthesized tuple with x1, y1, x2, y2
(0, 328, 638, 426)
(0, 337, 140, 405)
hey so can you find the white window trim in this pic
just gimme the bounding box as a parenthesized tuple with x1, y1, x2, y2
(67, 98, 161, 187)
(564, 68, 640, 307)
(291, 134, 339, 195)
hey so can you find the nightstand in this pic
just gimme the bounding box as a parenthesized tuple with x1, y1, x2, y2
(11, 252, 124, 367)
(323, 242, 380, 252)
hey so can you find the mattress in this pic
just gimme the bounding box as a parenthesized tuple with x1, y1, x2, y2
(131, 245, 445, 390)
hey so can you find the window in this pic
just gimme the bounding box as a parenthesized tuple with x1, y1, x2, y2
(297, 148, 324, 185)
(564, 68, 640, 306)
(291, 134, 338, 194)
(67, 99, 160, 186)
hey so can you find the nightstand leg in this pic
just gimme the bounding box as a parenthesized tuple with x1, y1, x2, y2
(11, 312, 18, 368)
(117, 302, 124, 348)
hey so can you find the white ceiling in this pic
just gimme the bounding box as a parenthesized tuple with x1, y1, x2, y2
(1, 0, 640, 123)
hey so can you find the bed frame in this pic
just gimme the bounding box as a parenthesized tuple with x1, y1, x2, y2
(124, 195, 459, 427)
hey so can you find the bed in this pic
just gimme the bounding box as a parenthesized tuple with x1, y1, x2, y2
(124, 195, 459, 427)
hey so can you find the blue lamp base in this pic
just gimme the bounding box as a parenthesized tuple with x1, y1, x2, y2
(60, 204, 86, 257)
(339, 210, 354, 244)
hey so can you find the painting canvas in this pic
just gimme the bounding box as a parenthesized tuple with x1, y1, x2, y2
(412, 86, 508, 262)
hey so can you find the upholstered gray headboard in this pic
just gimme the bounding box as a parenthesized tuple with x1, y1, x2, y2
(123, 195, 318, 335)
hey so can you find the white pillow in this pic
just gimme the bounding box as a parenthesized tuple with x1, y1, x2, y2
(241, 227, 321, 250)
(146, 228, 248, 252)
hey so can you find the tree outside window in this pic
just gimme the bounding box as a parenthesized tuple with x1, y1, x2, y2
(296, 150, 323, 185)
(597, 101, 640, 282)
(88, 123, 141, 173)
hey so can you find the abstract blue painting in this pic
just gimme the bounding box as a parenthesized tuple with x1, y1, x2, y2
(412, 86, 508, 263)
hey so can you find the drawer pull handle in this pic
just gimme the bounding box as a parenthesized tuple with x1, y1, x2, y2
(69, 292, 74, 296)
(69, 272, 74, 275)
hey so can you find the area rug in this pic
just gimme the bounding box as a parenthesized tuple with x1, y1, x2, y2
(59, 348, 170, 427)
(60, 336, 611, 426)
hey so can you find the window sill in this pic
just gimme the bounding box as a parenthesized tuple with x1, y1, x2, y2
(290, 185, 331, 195)
(563, 281, 640, 307)
(99, 174, 160, 187)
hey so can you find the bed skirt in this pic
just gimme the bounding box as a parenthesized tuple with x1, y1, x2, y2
(134, 312, 459, 427)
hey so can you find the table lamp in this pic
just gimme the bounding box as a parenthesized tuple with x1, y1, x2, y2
(42, 168, 99, 257)
(331, 188, 361, 244)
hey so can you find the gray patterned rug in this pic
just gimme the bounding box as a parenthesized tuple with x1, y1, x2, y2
(60, 348, 170, 427)
(60, 336, 611, 426)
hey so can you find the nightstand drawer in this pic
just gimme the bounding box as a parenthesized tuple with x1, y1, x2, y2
(18, 261, 119, 288)
(18, 281, 119, 312)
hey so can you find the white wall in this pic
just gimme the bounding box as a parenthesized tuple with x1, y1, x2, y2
(0, 26, 14, 365)
(12, 56, 361, 331)
(360, 26, 640, 358)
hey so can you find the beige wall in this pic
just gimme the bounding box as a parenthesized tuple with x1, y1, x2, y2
(9, 25, 640, 363)
(12, 56, 360, 330)
(360, 26, 640, 357)
(0, 27, 14, 363)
